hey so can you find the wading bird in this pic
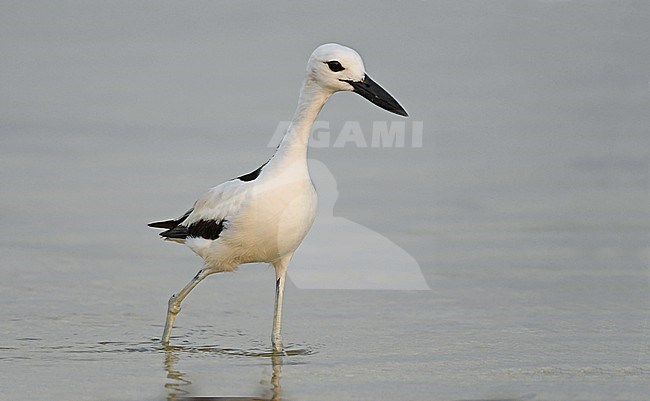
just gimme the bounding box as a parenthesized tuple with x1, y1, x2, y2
(149, 43, 407, 350)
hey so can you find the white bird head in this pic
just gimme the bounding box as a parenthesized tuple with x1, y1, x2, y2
(306, 43, 408, 117)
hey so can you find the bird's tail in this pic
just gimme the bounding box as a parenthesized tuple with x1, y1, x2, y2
(148, 208, 193, 229)
(148, 219, 180, 229)
(148, 208, 193, 243)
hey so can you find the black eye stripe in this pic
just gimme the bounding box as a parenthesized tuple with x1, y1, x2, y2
(325, 60, 345, 72)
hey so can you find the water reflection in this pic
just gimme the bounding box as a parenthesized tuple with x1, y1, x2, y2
(261, 352, 283, 401)
(163, 346, 285, 401)
(164, 349, 192, 400)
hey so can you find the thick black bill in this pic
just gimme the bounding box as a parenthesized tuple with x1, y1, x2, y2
(342, 74, 408, 117)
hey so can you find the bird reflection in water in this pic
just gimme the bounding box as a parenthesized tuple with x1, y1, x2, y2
(163, 347, 283, 401)
(164, 348, 192, 400)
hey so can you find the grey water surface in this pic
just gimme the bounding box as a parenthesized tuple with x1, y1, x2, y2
(1, 1, 649, 400)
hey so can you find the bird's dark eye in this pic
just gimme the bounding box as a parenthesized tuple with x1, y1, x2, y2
(325, 60, 345, 72)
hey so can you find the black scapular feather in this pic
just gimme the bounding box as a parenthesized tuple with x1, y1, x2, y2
(236, 161, 268, 182)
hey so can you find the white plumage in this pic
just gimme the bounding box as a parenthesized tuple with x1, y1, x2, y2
(149, 43, 407, 350)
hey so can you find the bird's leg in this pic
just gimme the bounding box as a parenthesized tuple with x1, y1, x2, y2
(272, 274, 285, 351)
(162, 268, 211, 345)
(272, 257, 291, 351)
(272, 272, 286, 351)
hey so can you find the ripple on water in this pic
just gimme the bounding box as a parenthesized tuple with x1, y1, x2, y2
(155, 325, 319, 359)
(163, 343, 316, 359)
(22, 335, 316, 362)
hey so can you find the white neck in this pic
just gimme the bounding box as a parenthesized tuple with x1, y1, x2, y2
(273, 77, 331, 163)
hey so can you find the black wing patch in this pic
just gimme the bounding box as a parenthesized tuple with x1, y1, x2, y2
(236, 161, 268, 182)
(187, 219, 225, 240)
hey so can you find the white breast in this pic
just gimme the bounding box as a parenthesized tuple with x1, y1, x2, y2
(189, 158, 317, 269)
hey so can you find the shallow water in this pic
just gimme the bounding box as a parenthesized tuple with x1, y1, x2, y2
(1, 1, 649, 400)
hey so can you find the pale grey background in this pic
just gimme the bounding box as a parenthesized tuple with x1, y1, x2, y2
(1, 1, 649, 400)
